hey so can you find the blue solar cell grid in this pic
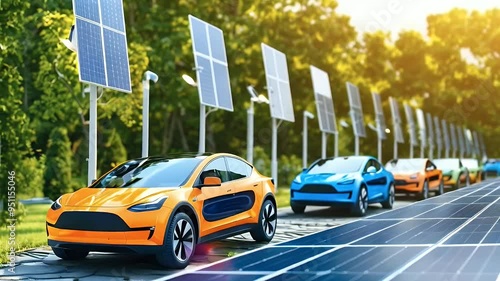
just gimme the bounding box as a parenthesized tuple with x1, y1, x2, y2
(346, 82, 366, 138)
(189, 15, 233, 112)
(72, 0, 131, 93)
(372, 93, 387, 140)
(390, 97, 405, 144)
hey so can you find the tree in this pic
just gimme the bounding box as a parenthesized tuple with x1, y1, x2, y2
(43, 127, 74, 200)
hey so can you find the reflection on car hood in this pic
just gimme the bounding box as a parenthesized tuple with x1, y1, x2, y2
(301, 173, 356, 183)
(64, 187, 177, 207)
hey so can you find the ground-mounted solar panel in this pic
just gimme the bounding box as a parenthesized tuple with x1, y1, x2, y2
(426, 113, 434, 149)
(346, 82, 366, 138)
(449, 123, 458, 154)
(389, 97, 404, 144)
(189, 15, 233, 111)
(404, 104, 418, 146)
(310, 66, 337, 134)
(262, 43, 294, 122)
(415, 109, 426, 149)
(72, 0, 131, 93)
(441, 120, 450, 154)
(371, 93, 386, 140)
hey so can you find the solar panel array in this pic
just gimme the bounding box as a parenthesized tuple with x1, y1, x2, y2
(189, 15, 233, 111)
(415, 109, 426, 149)
(404, 104, 418, 146)
(371, 93, 387, 140)
(389, 97, 404, 143)
(346, 82, 366, 138)
(310, 66, 337, 134)
(261, 43, 294, 122)
(441, 120, 450, 152)
(73, 0, 131, 93)
(449, 123, 458, 153)
(479, 133, 486, 157)
(457, 125, 466, 156)
(433, 117, 442, 154)
(426, 113, 434, 149)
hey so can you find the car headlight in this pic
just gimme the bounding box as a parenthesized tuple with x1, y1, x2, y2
(409, 173, 419, 179)
(128, 196, 168, 212)
(50, 196, 62, 211)
(293, 175, 301, 184)
(338, 179, 355, 185)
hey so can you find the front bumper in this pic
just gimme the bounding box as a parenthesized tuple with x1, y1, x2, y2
(48, 239, 162, 255)
(393, 178, 421, 192)
(290, 182, 355, 205)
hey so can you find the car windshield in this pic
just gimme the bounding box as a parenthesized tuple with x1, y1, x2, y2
(462, 159, 479, 169)
(385, 159, 425, 172)
(433, 159, 459, 170)
(92, 158, 203, 188)
(307, 157, 364, 174)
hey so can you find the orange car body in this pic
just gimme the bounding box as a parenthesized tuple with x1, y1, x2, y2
(386, 158, 443, 197)
(46, 153, 275, 267)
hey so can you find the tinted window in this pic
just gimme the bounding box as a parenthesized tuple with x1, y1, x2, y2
(308, 157, 364, 174)
(226, 157, 252, 181)
(199, 158, 229, 183)
(92, 158, 202, 188)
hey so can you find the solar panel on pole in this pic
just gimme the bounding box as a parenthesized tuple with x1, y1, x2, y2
(479, 133, 487, 158)
(371, 93, 387, 140)
(189, 15, 233, 112)
(346, 82, 366, 138)
(472, 131, 480, 157)
(389, 97, 404, 144)
(73, 0, 131, 93)
(310, 66, 337, 134)
(404, 104, 418, 148)
(262, 43, 294, 122)
(415, 109, 426, 154)
(433, 117, 442, 158)
(449, 123, 458, 157)
(426, 113, 434, 159)
(457, 125, 466, 158)
(442, 120, 450, 158)
(465, 128, 473, 156)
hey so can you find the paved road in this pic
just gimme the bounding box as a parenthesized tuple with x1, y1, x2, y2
(0, 196, 416, 281)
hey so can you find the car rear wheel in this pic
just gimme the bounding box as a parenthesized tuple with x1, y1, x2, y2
(156, 212, 196, 269)
(437, 179, 444, 195)
(381, 183, 395, 209)
(352, 185, 368, 216)
(52, 247, 89, 260)
(290, 201, 306, 214)
(251, 200, 277, 242)
(420, 180, 429, 200)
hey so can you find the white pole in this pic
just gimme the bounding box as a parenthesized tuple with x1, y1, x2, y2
(334, 132, 339, 157)
(302, 113, 308, 168)
(355, 136, 359, 156)
(410, 145, 414, 158)
(378, 138, 382, 162)
(394, 139, 398, 160)
(199, 105, 206, 154)
(321, 132, 327, 159)
(88, 84, 98, 185)
(247, 100, 254, 163)
(142, 71, 158, 158)
(271, 118, 278, 191)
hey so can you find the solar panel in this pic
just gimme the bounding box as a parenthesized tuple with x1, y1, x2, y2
(472, 131, 480, 156)
(404, 104, 418, 146)
(479, 133, 486, 157)
(441, 120, 450, 152)
(310, 66, 337, 134)
(415, 109, 426, 148)
(457, 125, 466, 156)
(72, 0, 131, 93)
(389, 97, 404, 143)
(189, 15, 233, 111)
(346, 82, 366, 138)
(261, 43, 294, 122)
(465, 128, 473, 155)
(433, 117, 442, 152)
(371, 93, 386, 140)
(449, 123, 458, 153)
(426, 113, 434, 148)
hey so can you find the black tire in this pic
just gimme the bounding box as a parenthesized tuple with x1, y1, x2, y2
(455, 174, 463, 190)
(381, 183, 395, 209)
(52, 247, 89, 260)
(465, 174, 470, 186)
(436, 179, 444, 196)
(352, 185, 368, 216)
(251, 200, 277, 242)
(420, 180, 429, 200)
(290, 201, 306, 214)
(156, 212, 196, 269)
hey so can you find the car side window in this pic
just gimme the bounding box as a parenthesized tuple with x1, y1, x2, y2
(225, 157, 252, 181)
(372, 160, 381, 171)
(199, 158, 229, 184)
(363, 160, 373, 173)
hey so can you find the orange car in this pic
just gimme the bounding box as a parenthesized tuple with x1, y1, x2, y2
(46, 153, 276, 268)
(385, 158, 444, 200)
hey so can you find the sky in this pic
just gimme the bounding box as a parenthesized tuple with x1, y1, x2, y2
(335, 0, 499, 38)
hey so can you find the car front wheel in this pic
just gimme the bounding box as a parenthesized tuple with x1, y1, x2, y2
(290, 201, 306, 214)
(437, 179, 444, 195)
(420, 180, 429, 200)
(251, 200, 277, 242)
(352, 185, 368, 216)
(156, 212, 196, 269)
(381, 183, 395, 209)
(52, 247, 89, 260)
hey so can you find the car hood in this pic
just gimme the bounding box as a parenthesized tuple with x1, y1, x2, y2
(64, 187, 177, 207)
(300, 173, 357, 183)
(391, 171, 420, 176)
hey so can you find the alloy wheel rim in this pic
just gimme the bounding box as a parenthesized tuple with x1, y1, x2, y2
(173, 219, 194, 262)
(261, 203, 277, 237)
(359, 188, 368, 212)
(424, 182, 429, 199)
(390, 185, 395, 205)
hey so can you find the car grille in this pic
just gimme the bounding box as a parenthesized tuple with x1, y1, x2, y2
(394, 179, 407, 185)
(300, 184, 337, 193)
(50, 211, 148, 232)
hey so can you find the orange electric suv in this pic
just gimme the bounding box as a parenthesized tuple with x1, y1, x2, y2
(385, 158, 444, 200)
(46, 153, 276, 268)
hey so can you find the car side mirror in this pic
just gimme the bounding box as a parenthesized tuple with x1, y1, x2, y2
(201, 176, 222, 187)
(366, 166, 377, 174)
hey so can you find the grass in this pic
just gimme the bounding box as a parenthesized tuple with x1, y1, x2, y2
(275, 187, 290, 208)
(0, 204, 51, 264)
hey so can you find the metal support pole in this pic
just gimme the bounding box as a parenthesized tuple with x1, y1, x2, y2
(142, 80, 150, 158)
(378, 139, 382, 162)
(198, 104, 206, 154)
(410, 145, 414, 159)
(334, 133, 339, 158)
(88, 84, 98, 185)
(354, 136, 359, 156)
(247, 100, 255, 163)
(271, 118, 279, 191)
(321, 132, 327, 159)
(302, 114, 308, 168)
(394, 139, 398, 160)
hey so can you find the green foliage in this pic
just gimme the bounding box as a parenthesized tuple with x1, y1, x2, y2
(98, 127, 128, 174)
(252, 146, 271, 177)
(16, 156, 46, 199)
(278, 154, 303, 188)
(43, 127, 74, 200)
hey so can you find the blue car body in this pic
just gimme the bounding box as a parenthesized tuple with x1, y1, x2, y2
(483, 159, 500, 178)
(290, 156, 395, 215)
